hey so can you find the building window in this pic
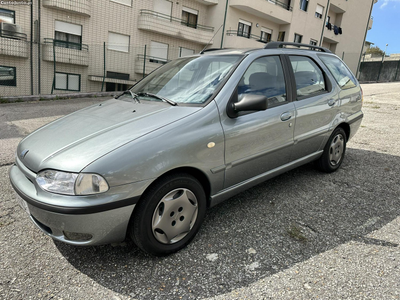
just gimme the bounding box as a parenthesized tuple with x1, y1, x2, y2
(149, 41, 169, 64)
(55, 72, 80, 91)
(154, 0, 172, 17)
(108, 32, 130, 53)
(294, 34, 303, 43)
(300, 0, 309, 11)
(315, 4, 324, 19)
(0, 8, 15, 24)
(238, 19, 252, 38)
(310, 39, 318, 46)
(181, 7, 198, 29)
(0, 65, 16, 86)
(54, 21, 82, 50)
(260, 27, 272, 43)
(179, 47, 195, 57)
(277, 31, 285, 42)
(110, 0, 132, 6)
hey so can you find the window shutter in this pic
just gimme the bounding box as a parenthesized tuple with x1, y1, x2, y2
(55, 21, 82, 36)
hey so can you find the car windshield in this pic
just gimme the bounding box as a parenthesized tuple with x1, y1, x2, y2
(129, 54, 243, 104)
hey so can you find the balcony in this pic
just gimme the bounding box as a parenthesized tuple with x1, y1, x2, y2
(230, 0, 292, 24)
(224, 30, 268, 49)
(138, 10, 214, 45)
(329, 0, 348, 13)
(368, 16, 374, 30)
(0, 31, 29, 58)
(323, 25, 341, 44)
(42, 39, 89, 66)
(134, 54, 169, 76)
(42, 0, 91, 17)
(195, 0, 218, 5)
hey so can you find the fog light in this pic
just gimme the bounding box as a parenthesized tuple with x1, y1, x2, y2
(63, 231, 92, 241)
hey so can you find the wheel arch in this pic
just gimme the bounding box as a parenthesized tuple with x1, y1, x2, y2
(139, 166, 212, 208)
(336, 122, 350, 141)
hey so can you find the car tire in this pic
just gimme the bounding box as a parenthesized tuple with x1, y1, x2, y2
(130, 173, 206, 256)
(317, 127, 347, 173)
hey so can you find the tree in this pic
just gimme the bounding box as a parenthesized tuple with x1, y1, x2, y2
(366, 46, 384, 56)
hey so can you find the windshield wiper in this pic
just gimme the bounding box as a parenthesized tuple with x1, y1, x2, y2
(137, 92, 177, 106)
(116, 90, 140, 103)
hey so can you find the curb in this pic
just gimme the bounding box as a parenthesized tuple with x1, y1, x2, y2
(0, 92, 119, 104)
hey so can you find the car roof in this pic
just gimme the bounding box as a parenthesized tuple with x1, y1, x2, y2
(199, 42, 332, 57)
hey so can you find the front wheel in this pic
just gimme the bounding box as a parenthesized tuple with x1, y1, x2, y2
(317, 127, 347, 173)
(130, 173, 206, 256)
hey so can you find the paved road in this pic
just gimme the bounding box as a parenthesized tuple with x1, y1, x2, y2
(0, 85, 399, 300)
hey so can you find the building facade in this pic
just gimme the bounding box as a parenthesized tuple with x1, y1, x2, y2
(0, 0, 377, 97)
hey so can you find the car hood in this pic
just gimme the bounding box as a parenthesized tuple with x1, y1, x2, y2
(17, 99, 201, 173)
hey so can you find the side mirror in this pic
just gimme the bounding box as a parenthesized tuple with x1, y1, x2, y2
(233, 94, 268, 112)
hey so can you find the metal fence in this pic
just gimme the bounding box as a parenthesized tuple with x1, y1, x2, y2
(0, 41, 192, 98)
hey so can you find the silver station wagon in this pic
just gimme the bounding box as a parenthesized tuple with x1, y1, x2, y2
(10, 42, 363, 256)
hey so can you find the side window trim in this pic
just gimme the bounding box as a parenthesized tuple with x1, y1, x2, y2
(286, 54, 331, 101)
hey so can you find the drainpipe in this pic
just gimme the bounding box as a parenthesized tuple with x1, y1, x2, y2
(220, 0, 229, 48)
(319, 0, 330, 47)
(30, 3, 33, 95)
(38, 0, 41, 95)
(356, 0, 374, 79)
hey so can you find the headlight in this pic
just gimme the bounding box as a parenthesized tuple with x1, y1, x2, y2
(36, 170, 109, 195)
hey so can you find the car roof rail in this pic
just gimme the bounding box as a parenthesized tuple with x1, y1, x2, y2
(264, 42, 332, 53)
(200, 48, 225, 54)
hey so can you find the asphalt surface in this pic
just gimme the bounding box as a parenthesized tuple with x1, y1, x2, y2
(0, 84, 399, 300)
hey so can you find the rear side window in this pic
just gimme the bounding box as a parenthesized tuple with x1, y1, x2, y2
(289, 56, 326, 99)
(319, 55, 357, 89)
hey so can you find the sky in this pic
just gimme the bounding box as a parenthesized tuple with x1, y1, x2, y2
(366, 0, 400, 55)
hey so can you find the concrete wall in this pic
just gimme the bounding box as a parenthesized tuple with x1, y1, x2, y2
(359, 60, 400, 83)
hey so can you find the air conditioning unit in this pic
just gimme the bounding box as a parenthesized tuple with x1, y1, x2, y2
(0, 22, 23, 39)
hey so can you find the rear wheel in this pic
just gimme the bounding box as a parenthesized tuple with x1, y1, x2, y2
(317, 127, 347, 173)
(130, 173, 206, 256)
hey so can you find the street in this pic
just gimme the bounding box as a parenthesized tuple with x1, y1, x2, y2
(1, 84, 399, 300)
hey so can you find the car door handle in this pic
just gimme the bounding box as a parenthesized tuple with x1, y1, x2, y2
(328, 99, 337, 106)
(280, 112, 292, 121)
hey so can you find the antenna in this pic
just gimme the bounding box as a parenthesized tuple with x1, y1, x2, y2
(200, 24, 224, 54)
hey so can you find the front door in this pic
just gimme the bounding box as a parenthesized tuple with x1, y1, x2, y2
(220, 55, 295, 188)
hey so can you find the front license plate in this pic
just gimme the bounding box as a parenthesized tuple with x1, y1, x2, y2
(15, 194, 30, 215)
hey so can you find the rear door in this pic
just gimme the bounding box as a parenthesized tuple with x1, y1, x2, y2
(220, 55, 295, 188)
(287, 55, 339, 161)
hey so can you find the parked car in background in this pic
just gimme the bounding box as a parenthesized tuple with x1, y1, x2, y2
(10, 42, 363, 256)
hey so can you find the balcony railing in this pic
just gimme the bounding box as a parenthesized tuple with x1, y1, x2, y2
(43, 38, 89, 66)
(42, 0, 91, 16)
(135, 54, 171, 75)
(0, 29, 27, 40)
(0, 31, 29, 58)
(226, 30, 271, 44)
(44, 38, 89, 51)
(266, 0, 293, 11)
(137, 54, 170, 65)
(139, 10, 214, 32)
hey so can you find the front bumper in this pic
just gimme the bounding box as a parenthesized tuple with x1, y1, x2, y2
(9, 157, 153, 246)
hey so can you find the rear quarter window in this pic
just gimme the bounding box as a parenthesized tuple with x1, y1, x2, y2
(319, 55, 357, 89)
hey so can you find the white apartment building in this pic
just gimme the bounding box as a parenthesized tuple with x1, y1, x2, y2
(0, 0, 377, 97)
